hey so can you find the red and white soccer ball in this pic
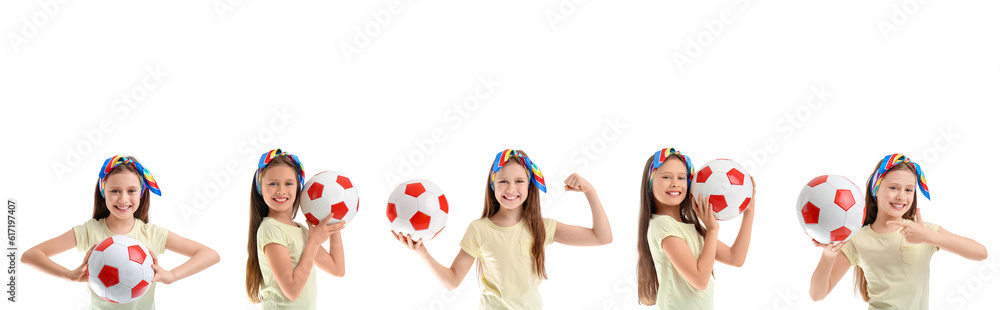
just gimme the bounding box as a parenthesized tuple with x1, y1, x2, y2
(300, 171, 359, 226)
(690, 159, 754, 221)
(87, 234, 154, 304)
(386, 180, 449, 241)
(796, 175, 866, 244)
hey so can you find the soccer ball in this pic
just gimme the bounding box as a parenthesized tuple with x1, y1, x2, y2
(690, 159, 754, 221)
(87, 235, 154, 304)
(796, 175, 866, 244)
(300, 171, 359, 226)
(386, 180, 449, 241)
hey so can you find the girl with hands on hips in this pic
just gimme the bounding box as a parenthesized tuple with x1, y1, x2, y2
(395, 149, 612, 310)
(21, 155, 219, 309)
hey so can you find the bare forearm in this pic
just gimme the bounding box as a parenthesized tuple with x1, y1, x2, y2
(932, 231, 988, 261)
(165, 248, 220, 284)
(696, 230, 718, 280)
(327, 233, 346, 277)
(585, 191, 613, 244)
(417, 250, 460, 290)
(21, 249, 72, 280)
(809, 255, 836, 301)
(728, 212, 754, 266)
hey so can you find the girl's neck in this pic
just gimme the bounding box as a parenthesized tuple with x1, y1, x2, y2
(489, 205, 523, 227)
(267, 207, 297, 226)
(653, 201, 682, 222)
(105, 216, 136, 234)
(870, 211, 904, 234)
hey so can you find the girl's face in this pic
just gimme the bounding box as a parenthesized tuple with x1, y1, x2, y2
(493, 162, 530, 210)
(103, 171, 142, 221)
(875, 168, 917, 219)
(260, 164, 298, 212)
(651, 157, 688, 207)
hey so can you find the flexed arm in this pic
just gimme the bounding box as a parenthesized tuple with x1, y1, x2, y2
(553, 173, 613, 246)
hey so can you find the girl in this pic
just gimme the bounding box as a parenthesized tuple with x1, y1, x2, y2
(636, 148, 755, 309)
(395, 149, 613, 309)
(245, 149, 346, 309)
(21, 155, 220, 309)
(809, 154, 988, 309)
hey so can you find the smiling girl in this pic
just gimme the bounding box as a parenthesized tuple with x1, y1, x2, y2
(395, 149, 612, 309)
(21, 155, 219, 309)
(809, 154, 988, 309)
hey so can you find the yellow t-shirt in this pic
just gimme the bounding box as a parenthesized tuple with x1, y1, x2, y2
(841, 220, 941, 310)
(647, 214, 713, 310)
(73, 218, 168, 310)
(459, 217, 557, 310)
(257, 217, 317, 310)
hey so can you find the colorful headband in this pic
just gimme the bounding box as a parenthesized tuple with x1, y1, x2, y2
(98, 155, 161, 198)
(869, 153, 930, 200)
(254, 148, 305, 195)
(490, 149, 547, 193)
(647, 148, 694, 195)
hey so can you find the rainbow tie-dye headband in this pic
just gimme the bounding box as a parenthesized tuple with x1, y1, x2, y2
(648, 148, 694, 195)
(869, 153, 930, 200)
(98, 155, 161, 198)
(490, 149, 547, 193)
(254, 148, 305, 195)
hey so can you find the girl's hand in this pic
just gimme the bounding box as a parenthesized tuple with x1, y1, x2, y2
(812, 239, 846, 259)
(392, 231, 427, 254)
(563, 173, 595, 194)
(150, 251, 176, 284)
(695, 194, 720, 232)
(887, 208, 934, 244)
(65, 245, 95, 282)
(306, 214, 341, 247)
(744, 177, 756, 217)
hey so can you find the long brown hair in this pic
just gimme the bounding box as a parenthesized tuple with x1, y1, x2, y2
(479, 150, 547, 280)
(637, 153, 704, 305)
(854, 161, 919, 302)
(92, 156, 151, 223)
(245, 156, 303, 303)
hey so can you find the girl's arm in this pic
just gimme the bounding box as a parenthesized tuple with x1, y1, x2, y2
(150, 231, 221, 284)
(890, 209, 988, 261)
(20, 229, 92, 282)
(395, 232, 475, 290)
(264, 214, 339, 300)
(715, 177, 755, 267)
(553, 173, 613, 246)
(809, 241, 852, 301)
(313, 223, 346, 277)
(660, 195, 719, 290)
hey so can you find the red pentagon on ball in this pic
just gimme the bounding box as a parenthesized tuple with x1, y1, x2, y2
(332, 202, 349, 220)
(127, 245, 146, 264)
(834, 189, 855, 211)
(709, 195, 727, 213)
(726, 168, 744, 186)
(410, 211, 431, 230)
(98, 266, 119, 287)
(438, 195, 448, 214)
(131, 280, 150, 299)
(96, 237, 115, 252)
(307, 183, 324, 200)
(831, 226, 853, 242)
(404, 183, 425, 197)
(801, 202, 820, 224)
(386, 203, 397, 222)
(336, 175, 353, 189)
(696, 166, 713, 183)
(807, 175, 828, 188)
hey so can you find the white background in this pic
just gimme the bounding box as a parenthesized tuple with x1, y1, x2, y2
(2, 0, 999, 309)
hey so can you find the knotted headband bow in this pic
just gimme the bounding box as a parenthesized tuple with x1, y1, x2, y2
(869, 153, 930, 200)
(98, 155, 161, 197)
(490, 149, 547, 193)
(648, 148, 694, 195)
(254, 148, 305, 195)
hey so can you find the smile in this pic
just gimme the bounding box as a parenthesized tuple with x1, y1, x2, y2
(273, 197, 289, 203)
(114, 205, 131, 212)
(502, 194, 519, 201)
(890, 203, 906, 210)
(666, 191, 682, 197)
